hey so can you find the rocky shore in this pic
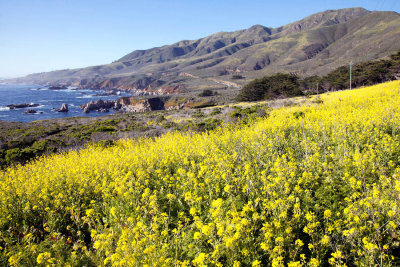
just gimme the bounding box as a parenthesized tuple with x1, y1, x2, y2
(80, 97, 166, 114)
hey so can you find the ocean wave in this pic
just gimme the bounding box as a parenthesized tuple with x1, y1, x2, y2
(76, 95, 94, 99)
(0, 106, 10, 111)
(60, 88, 77, 93)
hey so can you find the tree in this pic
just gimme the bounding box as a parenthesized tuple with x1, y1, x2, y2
(236, 73, 302, 101)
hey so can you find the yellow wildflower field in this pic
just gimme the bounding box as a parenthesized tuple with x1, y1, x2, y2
(1, 81, 400, 266)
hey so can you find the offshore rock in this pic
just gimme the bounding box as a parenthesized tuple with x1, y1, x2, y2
(48, 85, 67, 90)
(24, 109, 37, 114)
(57, 103, 69, 112)
(7, 103, 39, 109)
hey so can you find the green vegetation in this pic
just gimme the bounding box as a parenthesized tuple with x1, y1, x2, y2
(2, 50, 399, 168)
(231, 74, 245, 79)
(198, 89, 215, 97)
(0, 102, 271, 168)
(318, 51, 400, 91)
(237, 50, 400, 101)
(1, 82, 400, 266)
(236, 73, 303, 101)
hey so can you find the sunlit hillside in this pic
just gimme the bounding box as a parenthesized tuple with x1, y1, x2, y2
(1, 81, 400, 266)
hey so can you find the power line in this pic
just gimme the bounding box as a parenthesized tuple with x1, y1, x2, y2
(349, 61, 352, 90)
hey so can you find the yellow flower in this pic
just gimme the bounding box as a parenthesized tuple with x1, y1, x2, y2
(323, 209, 332, 219)
(190, 207, 196, 215)
(321, 235, 330, 245)
(37, 252, 51, 264)
(295, 239, 304, 247)
(331, 250, 342, 259)
(310, 258, 320, 267)
(192, 253, 207, 265)
(110, 207, 117, 217)
(193, 232, 201, 240)
(85, 209, 95, 217)
(288, 261, 302, 267)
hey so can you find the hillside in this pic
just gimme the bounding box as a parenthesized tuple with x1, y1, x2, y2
(1, 81, 400, 265)
(7, 8, 400, 99)
(236, 50, 400, 101)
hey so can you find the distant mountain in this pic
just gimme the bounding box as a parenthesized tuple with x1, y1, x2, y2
(7, 7, 400, 97)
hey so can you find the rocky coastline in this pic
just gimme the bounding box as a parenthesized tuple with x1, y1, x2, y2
(80, 97, 166, 114)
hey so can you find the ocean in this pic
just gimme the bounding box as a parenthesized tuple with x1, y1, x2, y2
(0, 84, 130, 123)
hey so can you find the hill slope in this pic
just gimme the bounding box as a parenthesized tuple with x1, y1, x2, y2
(7, 8, 400, 95)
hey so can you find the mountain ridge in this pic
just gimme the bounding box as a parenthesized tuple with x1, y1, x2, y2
(6, 7, 400, 99)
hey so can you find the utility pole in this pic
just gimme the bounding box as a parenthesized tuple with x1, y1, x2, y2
(316, 82, 319, 95)
(349, 61, 353, 90)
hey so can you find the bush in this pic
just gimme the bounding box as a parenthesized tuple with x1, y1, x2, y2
(95, 139, 116, 148)
(237, 50, 400, 101)
(229, 105, 269, 122)
(192, 110, 205, 118)
(198, 89, 214, 97)
(236, 73, 303, 101)
(231, 74, 244, 80)
(185, 118, 222, 132)
(209, 108, 222, 116)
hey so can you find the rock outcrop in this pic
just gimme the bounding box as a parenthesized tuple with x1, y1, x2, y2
(80, 97, 165, 113)
(48, 85, 68, 90)
(80, 99, 116, 114)
(24, 109, 37, 114)
(119, 97, 164, 113)
(57, 104, 69, 112)
(7, 103, 39, 109)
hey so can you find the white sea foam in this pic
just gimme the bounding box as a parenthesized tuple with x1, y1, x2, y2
(60, 88, 76, 93)
(76, 95, 94, 99)
(0, 106, 10, 111)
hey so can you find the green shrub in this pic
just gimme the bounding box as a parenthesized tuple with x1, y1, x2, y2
(198, 89, 214, 97)
(209, 108, 222, 116)
(231, 74, 244, 79)
(236, 73, 303, 101)
(96, 139, 116, 148)
(293, 111, 305, 119)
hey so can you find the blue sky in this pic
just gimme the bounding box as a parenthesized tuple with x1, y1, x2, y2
(0, 0, 399, 78)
